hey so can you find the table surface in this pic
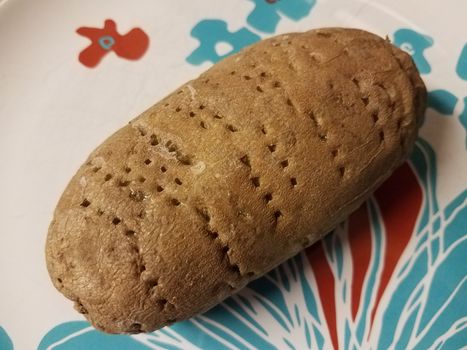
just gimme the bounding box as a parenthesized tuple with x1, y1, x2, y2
(0, 0, 466, 349)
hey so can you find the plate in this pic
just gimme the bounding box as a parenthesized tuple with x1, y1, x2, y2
(1, 0, 466, 349)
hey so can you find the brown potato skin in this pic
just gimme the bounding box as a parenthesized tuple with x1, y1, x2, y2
(46, 28, 426, 333)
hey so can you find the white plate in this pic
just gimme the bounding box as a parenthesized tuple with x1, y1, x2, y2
(1, 0, 466, 349)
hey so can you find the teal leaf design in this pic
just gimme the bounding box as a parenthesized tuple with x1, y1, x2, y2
(456, 43, 467, 80)
(412, 239, 467, 349)
(38, 321, 149, 350)
(459, 97, 467, 149)
(0, 327, 13, 350)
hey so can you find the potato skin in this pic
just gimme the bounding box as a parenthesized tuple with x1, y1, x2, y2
(46, 28, 426, 333)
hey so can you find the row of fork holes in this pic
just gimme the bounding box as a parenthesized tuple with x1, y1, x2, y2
(82, 166, 183, 221)
(171, 73, 280, 131)
(352, 78, 387, 144)
(265, 143, 297, 187)
(239, 153, 284, 221)
(249, 176, 284, 220)
(86, 132, 186, 223)
(183, 71, 281, 132)
(102, 168, 170, 184)
(237, 71, 281, 94)
(199, 212, 246, 278)
(196, 207, 241, 276)
(308, 111, 345, 177)
(173, 102, 240, 133)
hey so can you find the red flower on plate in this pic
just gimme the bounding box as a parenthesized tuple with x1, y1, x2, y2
(77, 19, 149, 68)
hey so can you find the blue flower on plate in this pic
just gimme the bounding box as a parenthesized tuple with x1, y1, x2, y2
(246, 0, 317, 33)
(393, 28, 434, 74)
(186, 20, 260, 65)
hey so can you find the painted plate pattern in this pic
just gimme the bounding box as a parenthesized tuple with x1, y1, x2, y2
(0, 0, 465, 349)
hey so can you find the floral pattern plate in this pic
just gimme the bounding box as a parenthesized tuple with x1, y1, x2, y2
(0, 0, 466, 349)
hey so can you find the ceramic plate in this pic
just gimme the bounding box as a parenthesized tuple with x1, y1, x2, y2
(1, 0, 466, 349)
